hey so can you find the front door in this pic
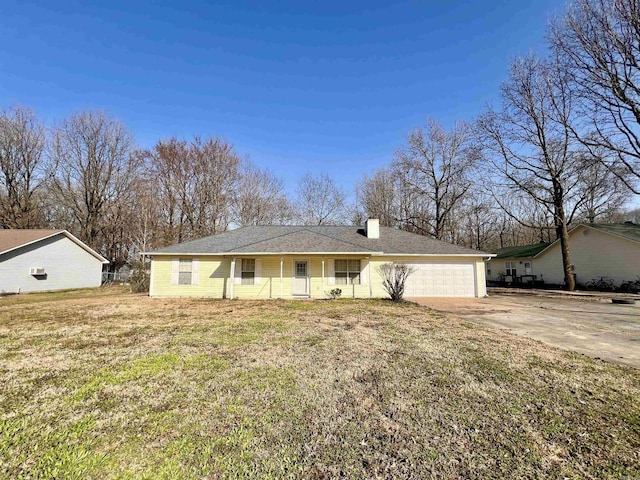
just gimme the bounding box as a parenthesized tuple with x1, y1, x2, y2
(293, 260, 309, 296)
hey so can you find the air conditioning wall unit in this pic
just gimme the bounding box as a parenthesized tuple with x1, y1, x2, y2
(29, 267, 46, 276)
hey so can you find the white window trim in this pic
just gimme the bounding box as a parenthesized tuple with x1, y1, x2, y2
(234, 258, 262, 286)
(334, 258, 362, 285)
(172, 258, 198, 286)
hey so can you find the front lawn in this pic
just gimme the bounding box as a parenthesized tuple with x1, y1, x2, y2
(0, 288, 638, 479)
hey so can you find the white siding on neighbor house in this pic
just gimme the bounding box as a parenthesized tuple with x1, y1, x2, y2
(0, 234, 104, 293)
(533, 225, 640, 286)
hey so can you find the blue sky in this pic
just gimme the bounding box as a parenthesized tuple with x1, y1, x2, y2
(0, 0, 562, 196)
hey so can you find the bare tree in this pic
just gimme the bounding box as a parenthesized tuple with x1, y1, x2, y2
(186, 137, 240, 236)
(49, 111, 140, 258)
(0, 107, 47, 228)
(574, 151, 631, 223)
(232, 161, 292, 226)
(357, 168, 399, 227)
(455, 190, 499, 251)
(549, 0, 640, 193)
(393, 118, 479, 240)
(477, 56, 581, 290)
(144, 138, 191, 245)
(144, 136, 240, 245)
(295, 173, 346, 225)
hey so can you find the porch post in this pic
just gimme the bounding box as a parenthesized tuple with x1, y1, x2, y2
(368, 256, 372, 298)
(148, 255, 155, 297)
(280, 257, 283, 298)
(322, 258, 325, 299)
(230, 257, 236, 300)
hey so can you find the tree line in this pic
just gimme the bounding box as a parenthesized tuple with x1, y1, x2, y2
(0, 108, 356, 269)
(1, 0, 639, 290)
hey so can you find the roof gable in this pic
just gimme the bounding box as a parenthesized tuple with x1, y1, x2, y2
(0, 229, 64, 253)
(495, 223, 640, 260)
(147, 225, 491, 256)
(584, 223, 640, 244)
(0, 229, 109, 263)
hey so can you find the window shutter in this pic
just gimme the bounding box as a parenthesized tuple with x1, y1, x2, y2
(327, 259, 335, 285)
(255, 259, 262, 284)
(234, 259, 242, 285)
(361, 258, 368, 285)
(171, 259, 179, 285)
(191, 259, 199, 285)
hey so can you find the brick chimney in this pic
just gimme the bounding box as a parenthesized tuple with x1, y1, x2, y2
(365, 219, 379, 239)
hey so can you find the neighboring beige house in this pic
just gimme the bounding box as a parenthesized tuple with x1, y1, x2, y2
(487, 223, 640, 287)
(0, 229, 109, 294)
(145, 219, 493, 299)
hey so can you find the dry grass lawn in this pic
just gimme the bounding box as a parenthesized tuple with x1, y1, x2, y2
(0, 287, 638, 479)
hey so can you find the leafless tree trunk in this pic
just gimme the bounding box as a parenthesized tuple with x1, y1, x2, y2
(550, 0, 640, 193)
(477, 56, 580, 290)
(49, 111, 140, 258)
(0, 107, 46, 228)
(393, 118, 478, 240)
(295, 173, 346, 225)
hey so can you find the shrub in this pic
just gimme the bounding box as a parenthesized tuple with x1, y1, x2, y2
(376, 263, 415, 302)
(129, 259, 150, 294)
(328, 288, 342, 300)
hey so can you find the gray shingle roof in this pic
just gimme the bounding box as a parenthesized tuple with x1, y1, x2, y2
(147, 225, 490, 256)
(586, 222, 640, 243)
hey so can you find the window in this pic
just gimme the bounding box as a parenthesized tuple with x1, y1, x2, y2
(241, 258, 255, 285)
(178, 259, 192, 285)
(505, 261, 517, 277)
(335, 259, 361, 285)
(295, 261, 307, 277)
(523, 262, 532, 275)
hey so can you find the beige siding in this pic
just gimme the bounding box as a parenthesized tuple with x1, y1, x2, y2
(534, 226, 640, 286)
(149, 254, 489, 299)
(0, 234, 104, 293)
(486, 226, 640, 287)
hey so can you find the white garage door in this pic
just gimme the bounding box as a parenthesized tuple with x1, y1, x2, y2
(403, 262, 476, 297)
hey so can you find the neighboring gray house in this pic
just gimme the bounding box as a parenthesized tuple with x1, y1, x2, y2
(0, 229, 109, 294)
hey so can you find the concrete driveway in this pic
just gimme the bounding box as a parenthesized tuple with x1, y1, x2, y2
(410, 294, 640, 368)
